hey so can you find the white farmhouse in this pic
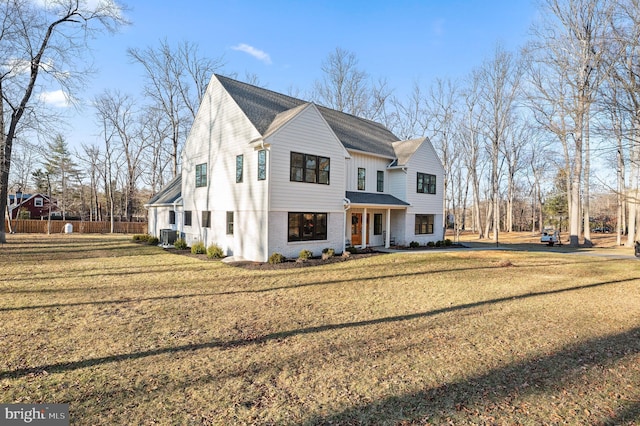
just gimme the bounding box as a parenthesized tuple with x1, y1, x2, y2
(146, 74, 444, 262)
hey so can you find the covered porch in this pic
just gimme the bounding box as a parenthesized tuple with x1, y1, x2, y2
(344, 191, 409, 249)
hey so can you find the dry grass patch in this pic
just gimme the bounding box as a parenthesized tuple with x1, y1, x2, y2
(1, 234, 639, 424)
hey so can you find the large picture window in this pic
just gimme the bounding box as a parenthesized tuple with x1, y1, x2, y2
(288, 212, 327, 241)
(415, 214, 435, 234)
(290, 152, 330, 185)
(258, 150, 267, 181)
(417, 172, 436, 194)
(195, 163, 207, 187)
(358, 168, 366, 190)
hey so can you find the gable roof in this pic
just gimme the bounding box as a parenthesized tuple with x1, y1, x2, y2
(216, 74, 399, 158)
(146, 175, 182, 206)
(392, 138, 426, 166)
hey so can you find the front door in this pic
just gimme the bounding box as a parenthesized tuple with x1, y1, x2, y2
(351, 213, 369, 246)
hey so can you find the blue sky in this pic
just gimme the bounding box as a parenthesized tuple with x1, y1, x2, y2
(57, 0, 539, 149)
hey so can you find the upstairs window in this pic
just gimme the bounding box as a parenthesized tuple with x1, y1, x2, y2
(195, 163, 207, 188)
(258, 150, 267, 181)
(417, 172, 436, 194)
(236, 155, 243, 183)
(290, 152, 330, 185)
(377, 171, 384, 192)
(34, 197, 44, 207)
(357, 168, 366, 190)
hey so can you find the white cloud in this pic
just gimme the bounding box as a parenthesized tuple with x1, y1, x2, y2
(231, 43, 272, 65)
(39, 90, 70, 108)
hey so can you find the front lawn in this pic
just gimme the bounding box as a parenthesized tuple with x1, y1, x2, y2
(1, 235, 639, 424)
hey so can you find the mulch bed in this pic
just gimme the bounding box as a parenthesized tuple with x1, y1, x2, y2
(163, 247, 382, 270)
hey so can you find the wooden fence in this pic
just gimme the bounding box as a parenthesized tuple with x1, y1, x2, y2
(4, 219, 147, 234)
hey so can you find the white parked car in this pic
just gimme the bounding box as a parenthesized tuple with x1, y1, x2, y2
(541, 229, 560, 246)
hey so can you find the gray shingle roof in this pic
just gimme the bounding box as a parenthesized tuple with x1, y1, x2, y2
(392, 138, 425, 166)
(216, 74, 399, 157)
(146, 175, 182, 206)
(345, 191, 410, 207)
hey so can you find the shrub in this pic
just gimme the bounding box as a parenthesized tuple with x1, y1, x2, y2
(269, 252, 285, 264)
(132, 234, 150, 242)
(190, 241, 206, 255)
(346, 246, 358, 254)
(147, 237, 159, 245)
(435, 240, 443, 247)
(427, 241, 435, 247)
(444, 238, 453, 246)
(174, 238, 188, 250)
(409, 241, 420, 248)
(207, 244, 225, 259)
(298, 249, 313, 260)
(322, 248, 335, 257)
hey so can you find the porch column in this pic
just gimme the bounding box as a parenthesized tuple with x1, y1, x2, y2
(362, 207, 368, 248)
(385, 208, 391, 248)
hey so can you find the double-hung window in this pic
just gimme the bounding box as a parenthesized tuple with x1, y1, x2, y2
(226, 211, 234, 234)
(377, 171, 384, 192)
(195, 163, 207, 188)
(236, 155, 243, 183)
(184, 211, 192, 226)
(202, 211, 211, 228)
(357, 168, 366, 190)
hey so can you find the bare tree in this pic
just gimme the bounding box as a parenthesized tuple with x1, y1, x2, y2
(527, 0, 613, 246)
(128, 39, 224, 179)
(478, 44, 523, 243)
(0, 0, 126, 243)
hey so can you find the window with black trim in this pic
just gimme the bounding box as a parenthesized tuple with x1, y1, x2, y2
(377, 171, 384, 192)
(415, 214, 435, 234)
(184, 211, 192, 226)
(226, 211, 234, 234)
(258, 150, 266, 181)
(236, 155, 243, 183)
(169, 210, 176, 225)
(202, 211, 211, 228)
(290, 152, 330, 184)
(417, 172, 436, 194)
(374, 213, 382, 235)
(358, 168, 366, 190)
(195, 163, 207, 187)
(288, 212, 327, 241)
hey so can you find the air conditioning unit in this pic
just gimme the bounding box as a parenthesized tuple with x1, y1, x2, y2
(160, 229, 178, 246)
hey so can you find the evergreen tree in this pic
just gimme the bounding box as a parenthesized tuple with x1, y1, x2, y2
(43, 135, 80, 220)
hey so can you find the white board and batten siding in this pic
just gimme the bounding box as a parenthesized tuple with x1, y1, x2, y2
(345, 152, 393, 193)
(266, 104, 348, 259)
(403, 139, 445, 244)
(181, 76, 269, 261)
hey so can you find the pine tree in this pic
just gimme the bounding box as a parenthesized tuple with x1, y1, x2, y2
(44, 135, 80, 220)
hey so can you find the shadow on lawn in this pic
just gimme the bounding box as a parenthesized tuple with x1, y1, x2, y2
(1, 264, 629, 313)
(1, 276, 636, 380)
(300, 326, 640, 425)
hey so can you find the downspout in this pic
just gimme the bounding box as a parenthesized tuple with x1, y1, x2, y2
(343, 197, 351, 254)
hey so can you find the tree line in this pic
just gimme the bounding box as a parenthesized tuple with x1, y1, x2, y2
(1, 0, 639, 247)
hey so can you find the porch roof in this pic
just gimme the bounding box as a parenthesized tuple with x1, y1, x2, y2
(345, 191, 410, 208)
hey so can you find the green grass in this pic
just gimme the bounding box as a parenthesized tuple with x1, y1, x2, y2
(1, 234, 639, 425)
